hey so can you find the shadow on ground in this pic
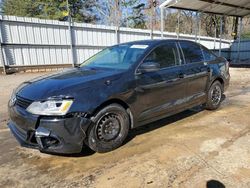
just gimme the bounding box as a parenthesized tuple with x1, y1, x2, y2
(40, 94, 227, 158)
(207, 180, 225, 188)
(53, 106, 205, 158)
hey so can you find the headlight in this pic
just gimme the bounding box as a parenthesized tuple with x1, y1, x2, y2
(27, 100, 73, 115)
(9, 91, 17, 106)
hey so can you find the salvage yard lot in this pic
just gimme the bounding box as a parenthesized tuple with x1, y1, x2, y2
(0, 68, 250, 188)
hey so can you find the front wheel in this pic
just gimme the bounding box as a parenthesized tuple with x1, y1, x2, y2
(205, 81, 223, 110)
(86, 104, 130, 153)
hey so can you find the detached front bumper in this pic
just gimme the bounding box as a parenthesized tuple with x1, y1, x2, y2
(8, 104, 91, 154)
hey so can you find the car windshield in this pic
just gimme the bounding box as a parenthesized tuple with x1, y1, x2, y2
(81, 44, 148, 70)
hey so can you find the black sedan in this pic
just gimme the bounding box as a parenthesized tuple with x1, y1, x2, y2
(8, 39, 230, 154)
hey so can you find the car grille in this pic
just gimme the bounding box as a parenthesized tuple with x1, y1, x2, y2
(16, 95, 32, 109)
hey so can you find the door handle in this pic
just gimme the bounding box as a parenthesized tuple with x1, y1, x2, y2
(179, 73, 185, 78)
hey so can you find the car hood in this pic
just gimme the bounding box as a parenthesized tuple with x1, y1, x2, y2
(16, 67, 125, 101)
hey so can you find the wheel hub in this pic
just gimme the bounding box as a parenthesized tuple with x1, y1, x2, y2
(211, 85, 222, 106)
(97, 113, 121, 141)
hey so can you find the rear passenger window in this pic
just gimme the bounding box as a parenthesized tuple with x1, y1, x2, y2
(144, 43, 180, 69)
(201, 47, 217, 62)
(180, 41, 203, 64)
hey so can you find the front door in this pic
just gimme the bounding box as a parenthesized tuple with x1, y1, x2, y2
(135, 42, 186, 122)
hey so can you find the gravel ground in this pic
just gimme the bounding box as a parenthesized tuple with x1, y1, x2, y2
(0, 68, 249, 188)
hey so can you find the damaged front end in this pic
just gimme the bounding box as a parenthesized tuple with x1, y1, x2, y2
(8, 96, 92, 154)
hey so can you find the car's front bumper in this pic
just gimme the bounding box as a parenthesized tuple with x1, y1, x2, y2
(8, 103, 92, 154)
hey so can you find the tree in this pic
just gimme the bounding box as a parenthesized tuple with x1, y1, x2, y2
(96, 0, 121, 26)
(232, 17, 239, 40)
(129, 2, 146, 28)
(120, 0, 147, 29)
(2, 0, 100, 23)
(241, 17, 250, 39)
(2, 0, 38, 17)
(121, 0, 137, 27)
(98, 0, 147, 28)
(69, 0, 100, 23)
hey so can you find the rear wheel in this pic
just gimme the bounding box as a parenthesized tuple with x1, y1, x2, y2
(86, 104, 130, 153)
(205, 81, 223, 110)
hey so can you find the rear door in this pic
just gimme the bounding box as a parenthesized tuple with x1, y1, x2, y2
(135, 42, 186, 122)
(179, 41, 209, 105)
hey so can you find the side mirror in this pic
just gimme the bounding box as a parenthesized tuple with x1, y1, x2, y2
(138, 62, 160, 73)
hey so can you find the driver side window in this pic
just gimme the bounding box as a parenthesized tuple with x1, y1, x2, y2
(144, 43, 179, 69)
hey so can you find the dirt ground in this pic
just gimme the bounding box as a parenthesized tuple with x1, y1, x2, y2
(0, 68, 250, 188)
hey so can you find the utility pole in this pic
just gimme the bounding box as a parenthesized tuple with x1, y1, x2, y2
(219, 16, 223, 56)
(115, 0, 121, 44)
(177, 10, 180, 39)
(115, 0, 120, 28)
(150, 0, 157, 39)
(66, 0, 75, 67)
(160, 7, 164, 39)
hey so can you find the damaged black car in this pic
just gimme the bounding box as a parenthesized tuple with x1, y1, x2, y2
(8, 39, 230, 154)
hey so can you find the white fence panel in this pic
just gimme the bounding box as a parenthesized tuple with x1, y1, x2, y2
(0, 15, 233, 68)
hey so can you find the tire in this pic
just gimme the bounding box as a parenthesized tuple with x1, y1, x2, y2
(205, 81, 223, 110)
(86, 104, 130, 153)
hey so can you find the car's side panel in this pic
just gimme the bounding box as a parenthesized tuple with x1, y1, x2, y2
(132, 42, 189, 123)
(135, 65, 187, 122)
(182, 62, 209, 105)
(178, 41, 210, 106)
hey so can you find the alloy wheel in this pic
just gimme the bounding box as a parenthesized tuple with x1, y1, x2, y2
(211, 85, 222, 106)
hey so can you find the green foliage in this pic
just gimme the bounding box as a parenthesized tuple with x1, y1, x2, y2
(242, 32, 250, 39)
(2, 0, 99, 23)
(121, 0, 138, 8)
(2, 0, 37, 17)
(121, 0, 146, 28)
(129, 3, 146, 29)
